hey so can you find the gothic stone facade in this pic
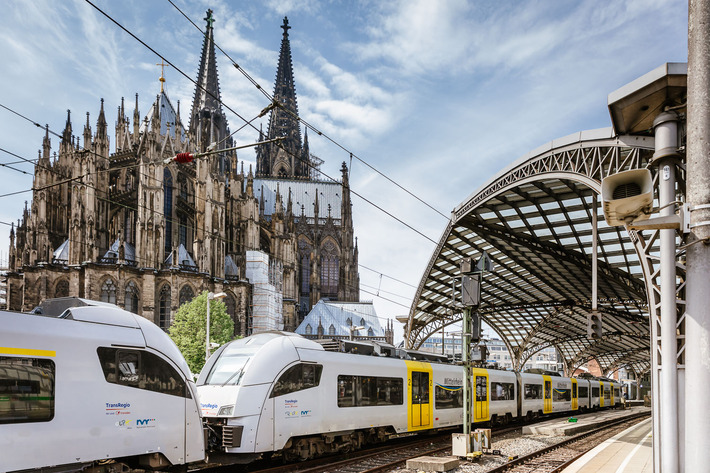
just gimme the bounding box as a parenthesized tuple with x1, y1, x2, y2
(7, 12, 359, 333)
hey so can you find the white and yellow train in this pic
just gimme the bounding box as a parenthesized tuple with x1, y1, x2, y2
(197, 332, 622, 461)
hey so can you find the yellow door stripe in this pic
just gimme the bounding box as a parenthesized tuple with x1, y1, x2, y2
(0, 347, 56, 357)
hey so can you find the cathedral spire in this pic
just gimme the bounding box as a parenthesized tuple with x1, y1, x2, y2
(258, 17, 308, 179)
(189, 9, 223, 136)
(96, 98, 107, 140)
(188, 8, 233, 166)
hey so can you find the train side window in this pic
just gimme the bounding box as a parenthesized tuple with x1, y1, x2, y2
(117, 350, 140, 386)
(572, 383, 577, 398)
(553, 388, 571, 402)
(97, 347, 188, 398)
(435, 385, 463, 409)
(337, 375, 355, 407)
(524, 383, 542, 400)
(592, 387, 600, 397)
(270, 363, 323, 398)
(578, 386, 588, 398)
(337, 375, 403, 407)
(376, 377, 403, 406)
(475, 376, 487, 402)
(490, 382, 514, 401)
(0, 356, 55, 424)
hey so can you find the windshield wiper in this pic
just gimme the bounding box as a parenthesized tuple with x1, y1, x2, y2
(220, 368, 243, 387)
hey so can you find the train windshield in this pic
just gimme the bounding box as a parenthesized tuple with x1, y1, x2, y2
(201, 333, 281, 386)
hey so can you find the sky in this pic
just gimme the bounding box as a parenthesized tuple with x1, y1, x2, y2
(0, 0, 689, 343)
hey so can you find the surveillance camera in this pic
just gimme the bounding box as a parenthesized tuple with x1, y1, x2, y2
(601, 169, 653, 227)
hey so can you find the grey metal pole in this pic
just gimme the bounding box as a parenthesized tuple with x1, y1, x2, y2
(686, 1, 710, 469)
(206, 294, 211, 362)
(653, 111, 680, 473)
(462, 306, 471, 437)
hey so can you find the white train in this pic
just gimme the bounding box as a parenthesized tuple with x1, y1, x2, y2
(197, 332, 621, 461)
(1, 302, 205, 473)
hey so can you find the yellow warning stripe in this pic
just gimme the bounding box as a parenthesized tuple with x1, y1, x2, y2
(0, 347, 56, 357)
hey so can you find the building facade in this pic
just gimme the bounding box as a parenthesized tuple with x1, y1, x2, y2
(6, 11, 359, 334)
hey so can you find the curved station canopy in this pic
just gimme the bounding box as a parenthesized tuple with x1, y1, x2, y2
(406, 63, 688, 377)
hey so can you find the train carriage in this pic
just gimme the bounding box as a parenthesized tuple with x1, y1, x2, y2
(197, 332, 622, 462)
(1, 305, 205, 473)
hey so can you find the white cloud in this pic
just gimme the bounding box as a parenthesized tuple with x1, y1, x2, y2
(263, 0, 320, 16)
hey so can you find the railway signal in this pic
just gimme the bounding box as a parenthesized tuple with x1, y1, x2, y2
(587, 311, 602, 339)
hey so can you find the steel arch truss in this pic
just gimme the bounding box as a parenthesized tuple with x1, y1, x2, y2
(407, 132, 657, 374)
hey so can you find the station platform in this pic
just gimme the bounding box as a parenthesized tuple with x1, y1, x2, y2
(522, 405, 650, 436)
(562, 415, 652, 473)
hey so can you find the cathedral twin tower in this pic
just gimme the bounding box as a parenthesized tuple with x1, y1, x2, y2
(7, 11, 360, 334)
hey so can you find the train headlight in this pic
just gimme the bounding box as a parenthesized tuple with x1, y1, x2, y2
(218, 405, 234, 416)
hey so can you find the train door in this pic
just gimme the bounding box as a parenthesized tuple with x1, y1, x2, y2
(542, 375, 552, 413)
(406, 361, 432, 430)
(472, 368, 489, 422)
(610, 383, 615, 405)
(599, 381, 605, 407)
(571, 379, 578, 410)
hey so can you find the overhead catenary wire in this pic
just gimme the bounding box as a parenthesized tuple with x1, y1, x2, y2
(0, 105, 420, 296)
(1, 6, 430, 307)
(166, 0, 449, 222)
(82, 0, 440, 246)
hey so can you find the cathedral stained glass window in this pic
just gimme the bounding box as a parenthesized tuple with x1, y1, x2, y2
(159, 284, 171, 330)
(55, 279, 69, 298)
(100, 279, 116, 304)
(125, 281, 139, 314)
(179, 285, 194, 306)
(163, 169, 173, 256)
(320, 240, 339, 299)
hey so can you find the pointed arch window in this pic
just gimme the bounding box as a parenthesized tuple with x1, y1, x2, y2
(346, 317, 352, 327)
(159, 284, 171, 331)
(320, 240, 339, 299)
(305, 324, 312, 335)
(360, 318, 365, 327)
(100, 279, 116, 304)
(368, 327, 374, 337)
(55, 280, 69, 298)
(328, 324, 336, 336)
(298, 238, 312, 313)
(163, 169, 173, 256)
(125, 281, 139, 314)
(179, 285, 194, 306)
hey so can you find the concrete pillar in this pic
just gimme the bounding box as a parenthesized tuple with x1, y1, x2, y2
(685, 1, 710, 470)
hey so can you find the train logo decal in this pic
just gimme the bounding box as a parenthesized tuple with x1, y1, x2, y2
(136, 418, 155, 427)
(105, 402, 131, 416)
(114, 418, 156, 428)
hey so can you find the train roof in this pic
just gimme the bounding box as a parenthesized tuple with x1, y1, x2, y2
(29, 297, 118, 317)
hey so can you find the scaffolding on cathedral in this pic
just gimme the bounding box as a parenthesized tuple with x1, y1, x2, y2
(246, 250, 284, 333)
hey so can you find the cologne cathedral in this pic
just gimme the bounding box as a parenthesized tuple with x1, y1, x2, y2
(6, 11, 360, 334)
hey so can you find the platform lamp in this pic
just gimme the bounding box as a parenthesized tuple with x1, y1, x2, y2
(206, 292, 227, 361)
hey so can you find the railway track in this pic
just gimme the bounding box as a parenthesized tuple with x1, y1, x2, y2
(486, 412, 650, 473)
(249, 426, 521, 473)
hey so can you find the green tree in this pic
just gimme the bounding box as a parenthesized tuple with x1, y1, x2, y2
(168, 291, 235, 375)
